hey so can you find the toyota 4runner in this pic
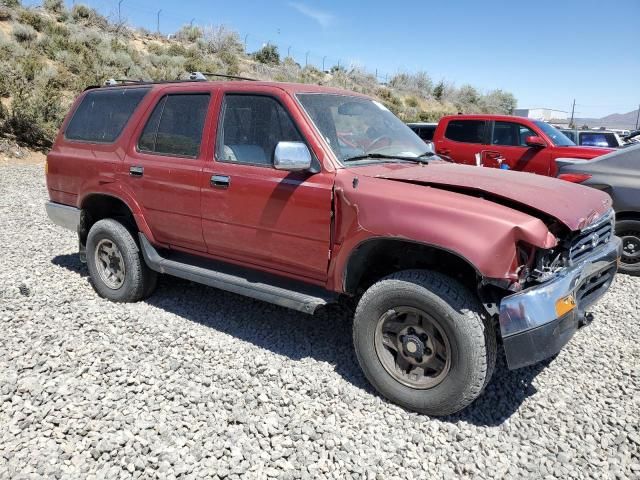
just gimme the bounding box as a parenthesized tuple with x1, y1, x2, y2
(46, 76, 622, 416)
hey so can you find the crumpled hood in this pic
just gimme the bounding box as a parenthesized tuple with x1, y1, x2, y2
(350, 162, 612, 231)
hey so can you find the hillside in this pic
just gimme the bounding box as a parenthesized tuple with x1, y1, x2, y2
(0, 1, 517, 150)
(576, 109, 639, 130)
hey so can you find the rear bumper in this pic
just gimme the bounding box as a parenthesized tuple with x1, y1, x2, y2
(45, 201, 80, 232)
(500, 236, 622, 369)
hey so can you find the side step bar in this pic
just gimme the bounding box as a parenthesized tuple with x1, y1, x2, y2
(138, 234, 336, 314)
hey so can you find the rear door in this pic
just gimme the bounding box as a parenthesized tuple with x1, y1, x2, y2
(483, 120, 552, 174)
(435, 119, 488, 165)
(200, 87, 334, 281)
(125, 87, 215, 252)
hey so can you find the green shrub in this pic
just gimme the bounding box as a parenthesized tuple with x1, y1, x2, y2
(218, 49, 239, 75)
(0, 5, 12, 20)
(18, 9, 46, 31)
(1, 0, 21, 8)
(405, 96, 418, 108)
(253, 44, 279, 65)
(176, 24, 202, 43)
(71, 4, 107, 28)
(12, 24, 37, 44)
(167, 42, 188, 56)
(147, 42, 166, 55)
(43, 0, 65, 14)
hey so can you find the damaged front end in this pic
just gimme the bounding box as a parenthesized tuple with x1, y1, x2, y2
(495, 210, 621, 369)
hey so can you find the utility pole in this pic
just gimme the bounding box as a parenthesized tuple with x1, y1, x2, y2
(569, 99, 576, 128)
(244, 34, 249, 52)
(287, 46, 291, 58)
(156, 9, 162, 35)
(305, 51, 309, 67)
(190, 18, 195, 28)
(117, 0, 123, 24)
(635, 104, 640, 130)
(322, 56, 327, 72)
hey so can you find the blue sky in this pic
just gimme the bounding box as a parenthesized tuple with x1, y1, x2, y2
(29, 0, 639, 118)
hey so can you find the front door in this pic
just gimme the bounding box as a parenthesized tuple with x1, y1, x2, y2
(483, 120, 552, 174)
(201, 90, 334, 281)
(125, 90, 213, 252)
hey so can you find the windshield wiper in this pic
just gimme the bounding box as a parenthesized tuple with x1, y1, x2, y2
(343, 152, 434, 164)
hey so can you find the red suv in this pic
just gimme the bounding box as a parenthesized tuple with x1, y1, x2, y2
(45, 78, 621, 415)
(433, 114, 613, 175)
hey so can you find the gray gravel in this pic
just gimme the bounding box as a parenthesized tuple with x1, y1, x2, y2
(1, 162, 639, 479)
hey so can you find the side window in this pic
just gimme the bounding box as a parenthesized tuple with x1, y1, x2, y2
(562, 130, 576, 142)
(217, 94, 303, 165)
(444, 120, 486, 143)
(492, 121, 536, 146)
(138, 94, 210, 158)
(65, 87, 150, 143)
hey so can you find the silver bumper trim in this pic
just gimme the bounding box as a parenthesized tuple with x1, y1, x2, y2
(46, 201, 80, 232)
(499, 236, 621, 339)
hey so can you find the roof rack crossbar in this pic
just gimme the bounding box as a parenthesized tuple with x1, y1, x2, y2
(193, 71, 257, 81)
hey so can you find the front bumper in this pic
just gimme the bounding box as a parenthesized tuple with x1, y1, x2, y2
(500, 236, 622, 369)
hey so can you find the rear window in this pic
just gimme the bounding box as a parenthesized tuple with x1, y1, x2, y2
(65, 87, 150, 143)
(138, 93, 210, 158)
(444, 120, 486, 143)
(580, 132, 618, 148)
(417, 126, 435, 141)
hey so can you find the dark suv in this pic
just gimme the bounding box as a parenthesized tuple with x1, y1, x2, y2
(45, 76, 621, 416)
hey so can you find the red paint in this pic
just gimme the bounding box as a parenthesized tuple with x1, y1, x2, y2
(46, 82, 613, 294)
(558, 173, 592, 183)
(433, 114, 613, 176)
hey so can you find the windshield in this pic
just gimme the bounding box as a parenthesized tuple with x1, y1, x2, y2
(534, 121, 576, 146)
(297, 93, 429, 163)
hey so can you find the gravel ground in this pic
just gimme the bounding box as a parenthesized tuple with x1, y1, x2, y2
(1, 162, 639, 479)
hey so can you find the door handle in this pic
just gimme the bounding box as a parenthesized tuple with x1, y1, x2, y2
(211, 174, 230, 189)
(129, 166, 144, 177)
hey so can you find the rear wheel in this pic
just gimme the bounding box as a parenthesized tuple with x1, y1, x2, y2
(616, 219, 640, 276)
(86, 219, 157, 302)
(353, 270, 496, 416)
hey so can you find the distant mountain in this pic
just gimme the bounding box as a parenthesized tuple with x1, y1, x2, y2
(576, 109, 639, 130)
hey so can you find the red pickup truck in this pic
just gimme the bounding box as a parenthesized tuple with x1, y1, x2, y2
(45, 78, 621, 416)
(432, 114, 613, 175)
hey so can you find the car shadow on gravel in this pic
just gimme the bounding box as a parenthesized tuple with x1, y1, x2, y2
(52, 253, 552, 426)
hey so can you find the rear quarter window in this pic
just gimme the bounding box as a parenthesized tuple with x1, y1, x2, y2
(65, 87, 150, 143)
(444, 120, 486, 143)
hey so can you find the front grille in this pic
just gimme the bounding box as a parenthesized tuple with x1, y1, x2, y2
(576, 265, 616, 306)
(569, 211, 614, 263)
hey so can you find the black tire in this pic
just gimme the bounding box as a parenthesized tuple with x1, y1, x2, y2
(86, 219, 157, 302)
(616, 219, 640, 276)
(353, 270, 496, 416)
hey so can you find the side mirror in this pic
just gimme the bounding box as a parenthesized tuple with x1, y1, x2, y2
(525, 135, 546, 148)
(274, 141, 312, 171)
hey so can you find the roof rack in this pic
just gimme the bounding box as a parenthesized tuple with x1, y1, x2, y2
(101, 72, 257, 88)
(190, 71, 257, 81)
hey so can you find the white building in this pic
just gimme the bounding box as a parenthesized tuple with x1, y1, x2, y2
(513, 108, 569, 123)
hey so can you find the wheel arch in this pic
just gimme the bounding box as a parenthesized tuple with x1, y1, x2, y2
(342, 237, 482, 296)
(615, 210, 640, 222)
(78, 193, 155, 246)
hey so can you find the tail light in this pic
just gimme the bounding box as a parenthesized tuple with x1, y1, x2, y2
(558, 173, 592, 183)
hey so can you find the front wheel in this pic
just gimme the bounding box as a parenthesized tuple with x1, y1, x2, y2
(353, 270, 496, 416)
(616, 219, 640, 276)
